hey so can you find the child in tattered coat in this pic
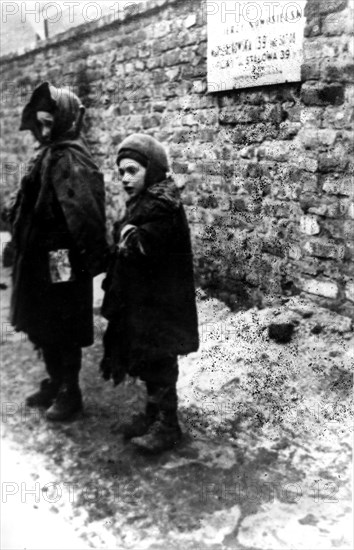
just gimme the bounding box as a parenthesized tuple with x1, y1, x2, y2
(10, 82, 107, 420)
(101, 133, 199, 453)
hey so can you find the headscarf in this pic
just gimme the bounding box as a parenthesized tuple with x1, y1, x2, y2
(116, 133, 169, 187)
(20, 82, 85, 143)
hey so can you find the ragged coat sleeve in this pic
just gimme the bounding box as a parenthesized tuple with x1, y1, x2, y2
(118, 198, 180, 259)
(49, 148, 109, 276)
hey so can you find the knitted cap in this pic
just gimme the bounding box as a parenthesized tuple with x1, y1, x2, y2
(117, 133, 169, 173)
(117, 148, 148, 168)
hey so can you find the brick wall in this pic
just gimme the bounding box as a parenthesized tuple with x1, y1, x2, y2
(1, 0, 353, 316)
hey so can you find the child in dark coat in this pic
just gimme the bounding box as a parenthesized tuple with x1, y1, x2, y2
(101, 133, 199, 453)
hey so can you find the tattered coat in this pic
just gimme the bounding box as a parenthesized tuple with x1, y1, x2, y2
(10, 83, 107, 347)
(101, 177, 199, 381)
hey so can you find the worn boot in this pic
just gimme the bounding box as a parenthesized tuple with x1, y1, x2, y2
(131, 384, 182, 453)
(45, 382, 82, 421)
(120, 399, 159, 440)
(131, 410, 182, 453)
(25, 378, 61, 408)
(46, 346, 83, 421)
(26, 346, 62, 408)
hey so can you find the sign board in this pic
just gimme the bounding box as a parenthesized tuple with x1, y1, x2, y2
(207, 1, 307, 91)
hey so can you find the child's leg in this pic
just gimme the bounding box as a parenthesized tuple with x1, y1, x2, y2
(121, 356, 179, 443)
(120, 381, 159, 440)
(131, 356, 182, 453)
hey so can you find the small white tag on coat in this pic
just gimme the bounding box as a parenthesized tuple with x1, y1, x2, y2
(49, 249, 74, 283)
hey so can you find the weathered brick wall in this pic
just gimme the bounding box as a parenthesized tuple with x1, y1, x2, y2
(291, 0, 354, 316)
(1, 0, 353, 316)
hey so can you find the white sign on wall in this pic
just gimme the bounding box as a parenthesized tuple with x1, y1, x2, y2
(207, 1, 307, 91)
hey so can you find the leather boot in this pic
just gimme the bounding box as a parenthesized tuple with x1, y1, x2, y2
(46, 347, 82, 421)
(131, 384, 182, 453)
(120, 383, 159, 440)
(25, 378, 61, 408)
(45, 382, 82, 421)
(26, 347, 62, 408)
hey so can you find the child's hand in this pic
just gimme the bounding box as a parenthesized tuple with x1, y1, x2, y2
(117, 224, 145, 257)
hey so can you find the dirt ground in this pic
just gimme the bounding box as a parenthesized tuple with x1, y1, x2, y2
(0, 257, 353, 549)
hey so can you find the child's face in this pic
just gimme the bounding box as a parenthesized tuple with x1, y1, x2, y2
(36, 111, 54, 143)
(119, 158, 147, 199)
